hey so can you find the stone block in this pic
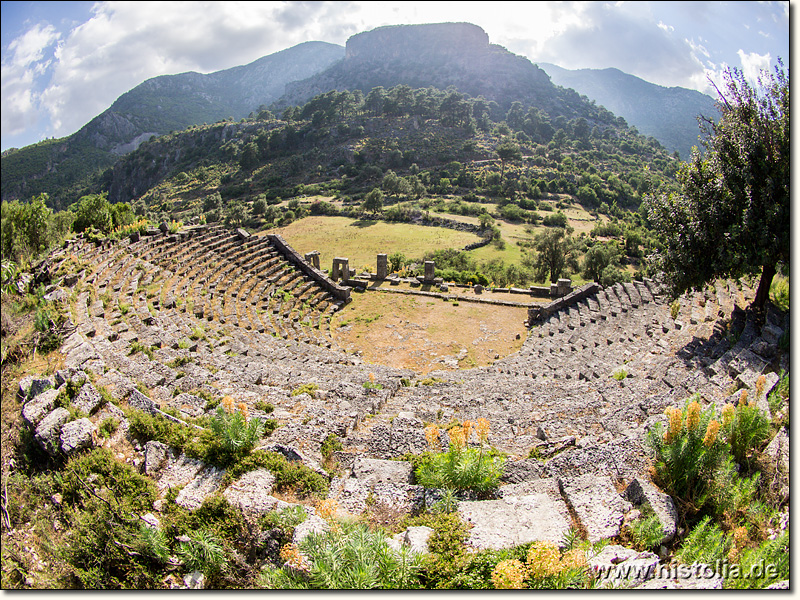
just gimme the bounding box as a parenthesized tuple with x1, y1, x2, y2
(223, 469, 287, 514)
(73, 383, 103, 415)
(35, 407, 71, 455)
(458, 479, 571, 550)
(589, 545, 660, 588)
(60, 418, 96, 455)
(624, 478, 678, 543)
(376, 254, 388, 279)
(175, 466, 226, 510)
(352, 457, 414, 486)
(559, 474, 632, 543)
(22, 387, 61, 428)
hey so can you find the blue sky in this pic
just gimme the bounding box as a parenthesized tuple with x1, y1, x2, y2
(1, 1, 791, 151)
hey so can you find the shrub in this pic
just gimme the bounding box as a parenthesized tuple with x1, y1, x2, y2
(769, 275, 789, 312)
(320, 433, 343, 459)
(724, 529, 789, 589)
(259, 521, 423, 589)
(670, 300, 680, 320)
(177, 529, 227, 575)
(647, 397, 729, 513)
(208, 398, 264, 457)
(225, 450, 328, 498)
(675, 516, 731, 569)
(415, 419, 505, 494)
(291, 383, 318, 398)
(723, 400, 770, 468)
(626, 503, 665, 550)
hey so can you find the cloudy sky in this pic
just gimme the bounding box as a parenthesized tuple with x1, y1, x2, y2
(1, 1, 790, 151)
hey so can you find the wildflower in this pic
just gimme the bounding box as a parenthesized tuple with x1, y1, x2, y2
(317, 498, 340, 530)
(425, 425, 441, 452)
(721, 404, 735, 427)
(526, 541, 562, 578)
(491, 559, 527, 589)
(237, 402, 249, 419)
(738, 389, 748, 406)
(449, 425, 466, 449)
(369, 372, 375, 384)
(222, 395, 235, 413)
(728, 526, 749, 562)
(280, 543, 310, 572)
(476, 418, 491, 444)
(664, 407, 682, 444)
(686, 400, 701, 431)
(561, 548, 587, 570)
(462, 420, 473, 443)
(755, 374, 766, 398)
(703, 420, 721, 447)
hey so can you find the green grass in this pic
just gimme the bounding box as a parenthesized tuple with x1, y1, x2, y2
(271, 216, 482, 272)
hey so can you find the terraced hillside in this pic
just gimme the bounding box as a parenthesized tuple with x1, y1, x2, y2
(10, 225, 790, 589)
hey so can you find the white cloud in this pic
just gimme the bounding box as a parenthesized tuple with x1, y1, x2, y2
(737, 49, 772, 82)
(1, 23, 60, 138)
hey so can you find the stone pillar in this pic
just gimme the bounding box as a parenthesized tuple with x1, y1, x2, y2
(424, 261, 435, 282)
(376, 254, 388, 280)
(550, 283, 559, 297)
(557, 278, 572, 297)
(332, 258, 350, 282)
(305, 251, 320, 270)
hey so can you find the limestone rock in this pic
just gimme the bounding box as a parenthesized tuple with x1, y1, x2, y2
(764, 428, 789, 501)
(144, 440, 170, 475)
(128, 388, 158, 415)
(35, 407, 71, 454)
(559, 475, 632, 543)
(624, 478, 678, 543)
(73, 383, 103, 415)
(459, 479, 571, 550)
(22, 387, 61, 428)
(589, 544, 660, 588)
(351, 457, 413, 486)
(293, 514, 330, 545)
(175, 465, 226, 510)
(390, 526, 434, 555)
(60, 418, 96, 455)
(223, 469, 287, 514)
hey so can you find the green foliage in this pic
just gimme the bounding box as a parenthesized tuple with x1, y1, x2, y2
(647, 398, 729, 513)
(724, 529, 789, 589)
(524, 228, 579, 283)
(260, 521, 423, 589)
(415, 424, 504, 494)
(670, 300, 681, 320)
(675, 515, 731, 568)
(291, 383, 318, 398)
(207, 403, 265, 459)
(224, 450, 328, 498)
(177, 529, 227, 576)
(612, 368, 628, 381)
(362, 188, 384, 214)
(319, 433, 343, 459)
(1, 194, 71, 265)
(769, 274, 789, 311)
(626, 504, 665, 551)
(724, 401, 771, 468)
(645, 61, 789, 309)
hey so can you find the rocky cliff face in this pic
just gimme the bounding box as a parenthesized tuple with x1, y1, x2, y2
(279, 23, 556, 114)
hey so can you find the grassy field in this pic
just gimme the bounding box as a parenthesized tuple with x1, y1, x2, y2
(269, 216, 482, 272)
(331, 289, 529, 373)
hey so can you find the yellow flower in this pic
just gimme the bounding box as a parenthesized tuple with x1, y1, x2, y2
(739, 389, 749, 406)
(476, 418, 491, 444)
(703, 420, 721, 447)
(721, 404, 735, 427)
(462, 420, 473, 443)
(665, 406, 682, 443)
(280, 543, 310, 572)
(491, 559, 527, 589)
(237, 402, 249, 419)
(686, 400, 701, 431)
(425, 425, 441, 452)
(369, 372, 375, 384)
(222, 395, 235, 413)
(526, 541, 562, 578)
(561, 548, 587, 570)
(755, 374, 766, 398)
(449, 426, 466, 449)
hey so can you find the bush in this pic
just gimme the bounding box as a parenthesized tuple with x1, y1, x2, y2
(259, 521, 423, 589)
(415, 420, 505, 494)
(676, 516, 731, 569)
(208, 398, 264, 456)
(647, 397, 729, 513)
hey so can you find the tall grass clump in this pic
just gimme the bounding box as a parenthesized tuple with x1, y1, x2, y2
(415, 419, 505, 494)
(259, 501, 423, 589)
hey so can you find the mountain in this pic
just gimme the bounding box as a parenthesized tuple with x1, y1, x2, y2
(274, 23, 561, 115)
(537, 63, 719, 160)
(1, 41, 345, 207)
